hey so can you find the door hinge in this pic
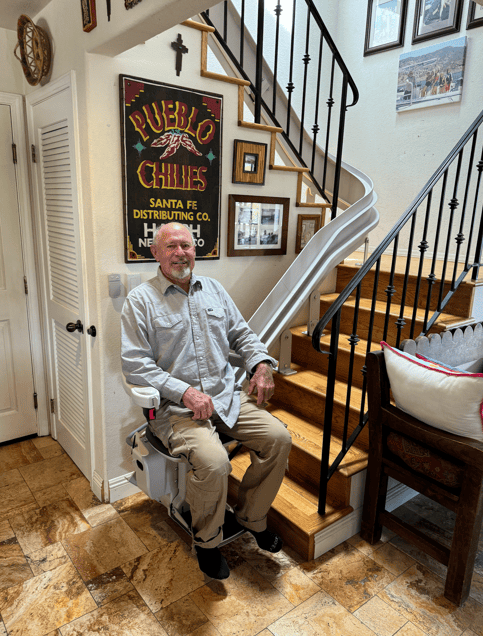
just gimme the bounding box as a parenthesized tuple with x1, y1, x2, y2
(33, 393, 38, 410)
(31, 144, 37, 163)
(50, 398, 55, 414)
(24, 276, 28, 294)
(12, 143, 17, 164)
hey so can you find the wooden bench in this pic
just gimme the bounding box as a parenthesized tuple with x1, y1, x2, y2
(360, 325, 483, 606)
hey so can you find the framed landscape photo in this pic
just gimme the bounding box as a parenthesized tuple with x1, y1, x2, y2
(227, 195, 289, 257)
(295, 214, 321, 253)
(412, 0, 463, 44)
(467, 1, 483, 29)
(364, 0, 409, 56)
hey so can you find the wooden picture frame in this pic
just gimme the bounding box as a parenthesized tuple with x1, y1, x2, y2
(80, 0, 97, 32)
(227, 195, 289, 257)
(467, 1, 483, 29)
(412, 0, 463, 44)
(295, 214, 321, 253)
(232, 140, 267, 185)
(364, 0, 408, 56)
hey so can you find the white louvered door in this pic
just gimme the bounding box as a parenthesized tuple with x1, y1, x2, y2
(27, 78, 91, 478)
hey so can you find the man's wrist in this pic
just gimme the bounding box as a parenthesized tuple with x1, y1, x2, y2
(254, 360, 273, 372)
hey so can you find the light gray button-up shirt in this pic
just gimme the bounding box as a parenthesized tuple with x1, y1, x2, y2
(121, 268, 276, 428)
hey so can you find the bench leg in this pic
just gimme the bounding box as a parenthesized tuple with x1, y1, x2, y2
(445, 467, 483, 606)
(361, 463, 388, 545)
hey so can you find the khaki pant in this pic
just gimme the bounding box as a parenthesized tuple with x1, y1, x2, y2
(150, 391, 292, 548)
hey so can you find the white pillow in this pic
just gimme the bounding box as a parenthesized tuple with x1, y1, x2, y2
(381, 342, 483, 442)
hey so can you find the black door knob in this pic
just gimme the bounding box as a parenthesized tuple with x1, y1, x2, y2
(66, 320, 84, 333)
(87, 326, 97, 337)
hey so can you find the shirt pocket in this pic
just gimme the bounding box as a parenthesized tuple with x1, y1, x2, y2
(205, 306, 227, 340)
(153, 314, 184, 354)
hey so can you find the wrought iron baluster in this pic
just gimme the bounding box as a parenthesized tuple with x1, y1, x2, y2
(453, 134, 477, 288)
(343, 284, 361, 451)
(322, 56, 335, 195)
(472, 154, 483, 282)
(299, 8, 312, 157)
(239, 0, 245, 67)
(311, 34, 324, 176)
(272, 2, 282, 117)
(468, 143, 483, 279)
(410, 192, 432, 340)
(438, 151, 463, 311)
(254, 0, 265, 124)
(318, 310, 341, 515)
(423, 170, 448, 333)
(395, 212, 417, 349)
(331, 75, 348, 218)
(286, 0, 297, 137)
(382, 235, 398, 342)
(223, 0, 228, 43)
(360, 259, 381, 426)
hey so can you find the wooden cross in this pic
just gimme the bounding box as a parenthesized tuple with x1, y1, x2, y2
(171, 34, 188, 76)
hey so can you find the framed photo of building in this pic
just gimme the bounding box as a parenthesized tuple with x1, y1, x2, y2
(364, 0, 409, 56)
(232, 140, 267, 185)
(396, 36, 466, 112)
(467, 1, 483, 29)
(227, 195, 289, 257)
(412, 0, 463, 44)
(295, 214, 321, 253)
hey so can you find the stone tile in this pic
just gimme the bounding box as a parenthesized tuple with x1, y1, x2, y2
(370, 542, 416, 576)
(190, 625, 222, 636)
(347, 529, 397, 556)
(0, 538, 33, 592)
(0, 468, 25, 490)
(460, 631, 479, 636)
(37, 442, 64, 460)
(0, 480, 37, 519)
(26, 542, 71, 576)
(300, 541, 395, 612)
(189, 561, 293, 636)
(0, 501, 39, 524)
(388, 535, 448, 579)
(19, 453, 82, 493)
(58, 590, 169, 635)
(0, 562, 96, 636)
(0, 521, 14, 543)
(62, 516, 148, 581)
(267, 590, 376, 636)
(379, 563, 483, 636)
(0, 440, 43, 473)
(33, 484, 70, 508)
(353, 596, 407, 636)
(63, 477, 119, 527)
(31, 436, 57, 449)
(156, 595, 210, 635)
(122, 534, 205, 613)
(112, 490, 152, 515)
(85, 566, 135, 607)
(394, 623, 428, 636)
(0, 621, 6, 636)
(271, 566, 320, 605)
(120, 495, 171, 550)
(9, 499, 90, 555)
(470, 571, 483, 604)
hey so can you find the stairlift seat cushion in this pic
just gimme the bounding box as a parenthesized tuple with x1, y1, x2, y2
(381, 342, 483, 442)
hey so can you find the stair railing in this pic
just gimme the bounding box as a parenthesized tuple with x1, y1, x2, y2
(202, 0, 359, 218)
(312, 108, 483, 514)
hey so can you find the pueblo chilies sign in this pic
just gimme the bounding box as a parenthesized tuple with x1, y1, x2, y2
(120, 75, 222, 261)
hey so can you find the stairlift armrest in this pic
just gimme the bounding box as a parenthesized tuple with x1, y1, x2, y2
(122, 374, 161, 409)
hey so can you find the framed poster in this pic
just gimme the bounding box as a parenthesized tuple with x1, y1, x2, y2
(120, 75, 222, 262)
(396, 36, 466, 112)
(467, 1, 483, 29)
(412, 0, 463, 44)
(364, 0, 408, 56)
(80, 0, 97, 32)
(227, 195, 289, 257)
(295, 214, 321, 253)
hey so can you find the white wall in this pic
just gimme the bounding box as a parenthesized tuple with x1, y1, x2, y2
(315, 0, 483, 252)
(0, 28, 26, 93)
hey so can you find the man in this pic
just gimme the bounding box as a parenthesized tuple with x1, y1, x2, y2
(121, 222, 292, 580)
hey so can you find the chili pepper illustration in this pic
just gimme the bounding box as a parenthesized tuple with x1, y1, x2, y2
(151, 130, 202, 159)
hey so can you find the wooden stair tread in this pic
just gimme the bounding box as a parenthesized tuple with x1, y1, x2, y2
(291, 325, 376, 355)
(230, 450, 353, 536)
(320, 293, 470, 326)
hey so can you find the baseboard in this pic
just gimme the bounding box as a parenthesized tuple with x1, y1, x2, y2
(314, 478, 417, 559)
(91, 470, 105, 502)
(108, 472, 140, 503)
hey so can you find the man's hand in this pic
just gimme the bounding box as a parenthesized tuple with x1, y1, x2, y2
(248, 362, 275, 405)
(182, 387, 214, 421)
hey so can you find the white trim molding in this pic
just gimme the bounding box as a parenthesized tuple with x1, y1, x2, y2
(108, 472, 140, 503)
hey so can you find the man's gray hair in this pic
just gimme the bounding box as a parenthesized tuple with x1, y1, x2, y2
(153, 223, 195, 246)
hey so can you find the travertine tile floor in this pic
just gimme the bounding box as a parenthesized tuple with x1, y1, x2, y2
(1, 435, 483, 636)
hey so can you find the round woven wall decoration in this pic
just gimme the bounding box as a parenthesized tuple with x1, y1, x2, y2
(13, 15, 52, 86)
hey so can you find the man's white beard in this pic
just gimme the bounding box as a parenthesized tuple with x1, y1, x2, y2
(171, 265, 191, 280)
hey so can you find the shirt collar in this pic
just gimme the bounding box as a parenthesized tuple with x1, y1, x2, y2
(156, 267, 201, 294)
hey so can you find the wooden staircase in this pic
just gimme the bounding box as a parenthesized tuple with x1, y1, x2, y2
(229, 258, 476, 561)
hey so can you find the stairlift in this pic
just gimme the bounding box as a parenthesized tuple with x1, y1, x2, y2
(123, 375, 247, 546)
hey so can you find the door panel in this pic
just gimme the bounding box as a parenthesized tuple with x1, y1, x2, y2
(0, 104, 37, 442)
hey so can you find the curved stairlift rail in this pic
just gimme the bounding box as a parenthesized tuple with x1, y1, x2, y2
(312, 107, 483, 514)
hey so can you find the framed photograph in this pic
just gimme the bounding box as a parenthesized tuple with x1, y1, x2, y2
(412, 0, 463, 44)
(80, 0, 97, 32)
(467, 1, 483, 29)
(227, 195, 289, 257)
(232, 140, 267, 185)
(396, 36, 466, 112)
(364, 0, 409, 56)
(295, 215, 321, 253)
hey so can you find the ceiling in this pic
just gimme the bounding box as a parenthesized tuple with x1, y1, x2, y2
(0, 0, 52, 31)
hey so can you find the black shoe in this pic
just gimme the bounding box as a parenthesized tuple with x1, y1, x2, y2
(248, 529, 283, 553)
(223, 510, 245, 540)
(195, 545, 230, 579)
